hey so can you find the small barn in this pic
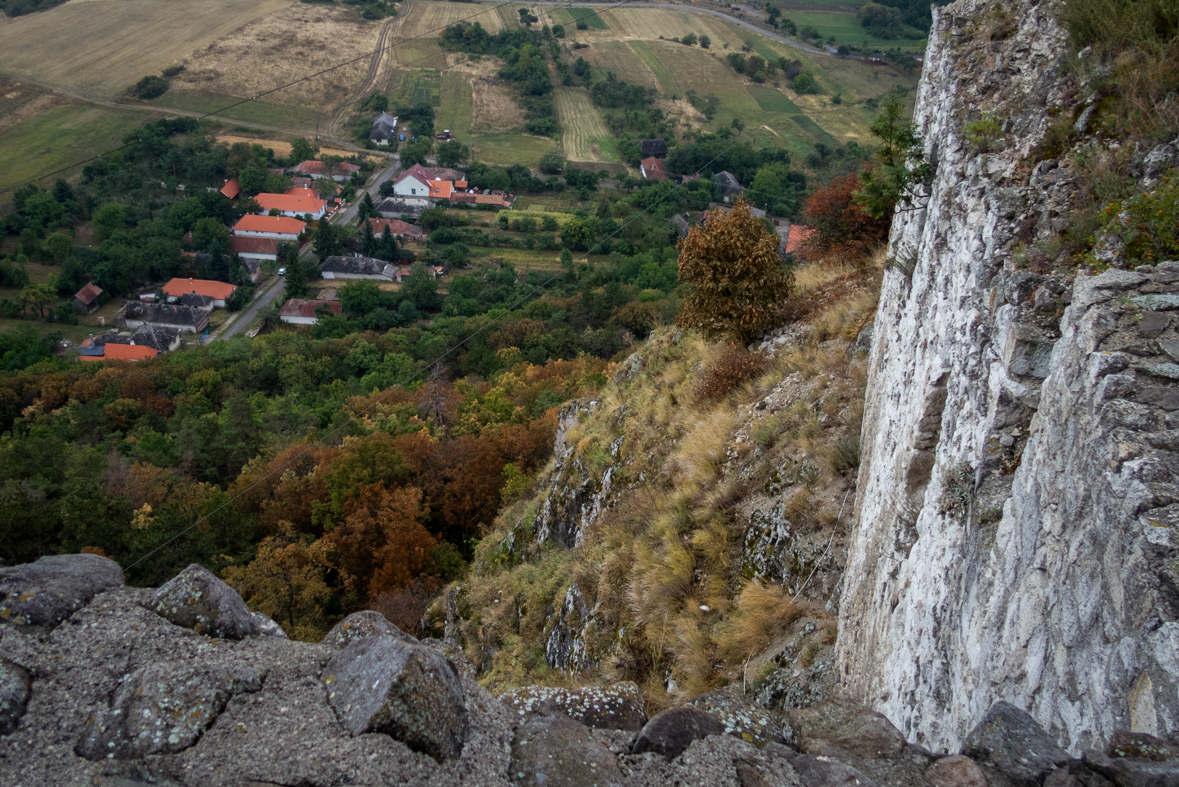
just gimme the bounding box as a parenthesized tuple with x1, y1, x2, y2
(72, 282, 104, 315)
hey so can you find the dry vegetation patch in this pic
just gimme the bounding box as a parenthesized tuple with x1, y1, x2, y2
(471, 78, 524, 131)
(0, 0, 292, 99)
(172, 5, 379, 112)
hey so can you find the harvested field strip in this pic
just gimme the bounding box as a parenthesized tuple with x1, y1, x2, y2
(154, 91, 323, 128)
(628, 42, 677, 96)
(650, 42, 760, 113)
(747, 86, 803, 114)
(602, 8, 741, 48)
(393, 1, 510, 37)
(782, 11, 927, 53)
(789, 114, 839, 146)
(386, 38, 448, 70)
(0, 102, 150, 194)
(0, 0, 291, 100)
(395, 71, 442, 107)
(437, 73, 474, 139)
(555, 89, 617, 162)
(579, 40, 657, 89)
(215, 136, 375, 161)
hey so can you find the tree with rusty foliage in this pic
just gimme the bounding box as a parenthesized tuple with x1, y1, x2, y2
(675, 197, 793, 343)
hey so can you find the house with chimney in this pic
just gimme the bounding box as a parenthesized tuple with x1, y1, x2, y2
(362, 218, 425, 242)
(370, 112, 398, 146)
(641, 157, 667, 181)
(117, 302, 209, 333)
(289, 160, 362, 182)
(254, 192, 327, 220)
(162, 278, 237, 309)
(232, 215, 306, 242)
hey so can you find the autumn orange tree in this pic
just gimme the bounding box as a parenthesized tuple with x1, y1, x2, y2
(675, 197, 793, 343)
(798, 169, 890, 263)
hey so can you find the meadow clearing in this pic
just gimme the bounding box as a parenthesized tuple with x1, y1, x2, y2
(554, 89, 618, 163)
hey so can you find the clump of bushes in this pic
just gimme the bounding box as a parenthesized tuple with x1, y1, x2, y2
(697, 348, 769, 401)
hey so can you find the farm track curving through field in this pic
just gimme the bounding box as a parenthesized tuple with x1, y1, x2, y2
(326, 14, 401, 142)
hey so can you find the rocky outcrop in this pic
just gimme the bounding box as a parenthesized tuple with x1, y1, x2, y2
(0, 552, 124, 630)
(839, 0, 1179, 755)
(2, 557, 1171, 786)
(150, 563, 260, 639)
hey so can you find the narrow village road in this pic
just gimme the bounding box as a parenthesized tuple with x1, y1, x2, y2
(215, 275, 286, 341)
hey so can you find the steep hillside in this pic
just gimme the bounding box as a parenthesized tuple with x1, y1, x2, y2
(441, 259, 880, 711)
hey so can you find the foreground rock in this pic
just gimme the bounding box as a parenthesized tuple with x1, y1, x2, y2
(324, 634, 468, 761)
(0, 553, 124, 630)
(75, 661, 263, 760)
(0, 657, 31, 735)
(632, 706, 725, 760)
(788, 699, 931, 786)
(689, 690, 786, 748)
(323, 610, 416, 649)
(149, 564, 260, 639)
(962, 703, 1071, 786)
(500, 682, 647, 730)
(511, 709, 624, 786)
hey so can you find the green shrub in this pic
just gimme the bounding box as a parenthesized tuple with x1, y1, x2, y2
(1089, 170, 1179, 267)
(134, 75, 168, 100)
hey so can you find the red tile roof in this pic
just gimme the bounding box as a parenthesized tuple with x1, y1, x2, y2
(163, 278, 238, 301)
(284, 187, 320, 199)
(233, 215, 307, 235)
(394, 163, 433, 188)
(229, 236, 280, 256)
(363, 218, 424, 238)
(785, 225, 816, 255)
(81, 344, 159, 362)
(220, 178, 241, 199)
(641, 157, 666, 181)
(74, 282, 103, 305)
(255, 193, 326, 215)
(428, 180, 453, 199)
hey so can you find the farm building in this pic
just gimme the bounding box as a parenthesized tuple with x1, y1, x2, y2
(254, 193, 326, 220)
(78, 339, 159, 363)
(377, 197, 428, 218)
(280, 299, 343, 325)
(672, 214, 690, 239)
(117, 302, 209, 334)
(72, 282, 103, 314)
(392, 164, 434, 198)
(220, 178, 241, 199)
(713, 171, 745, 201)
(320, 255, 398, 281)
(230, 236, 281, 268)
(290, 160, 361, 182)
(641, 157, 667, 181)
(162, 278, 237, 308)
(370, 112, 398, 146)
(232, 215, 306, 242)
(362, 218, 425, 242)
(82, 325, 181, 356)
(428, 180, 453, 201)
(640, 139, 668, 159)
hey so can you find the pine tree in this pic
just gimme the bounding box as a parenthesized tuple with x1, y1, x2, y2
(380, 224, 398, 260)
(283, 250, 309, 300)
(359, 191, 377, 222)
(360, 221, 378, 258)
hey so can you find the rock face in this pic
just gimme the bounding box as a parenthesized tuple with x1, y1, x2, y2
(632, 706, 724, 760)
(0, 657, 30, 735)
(323, 609, 416, 649)
(838, 0, 1179, 754)
(0, 553, 124, 629)
(499, 682, 647, 730)
(510, 709, 625, 786)
(149, 563, 261, 639)
(323, 634, 468, 761)
(75, 661, 263, 760)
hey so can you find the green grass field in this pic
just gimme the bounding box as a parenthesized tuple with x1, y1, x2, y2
(628, 41, 678, 96)
(553, 7, 609, 31)
(555, 89, 619, 163)
(781, 11, 927, 54)
(0, 103, 153, 195)
(437, 72, 474, 140)
(467, 132, 557, 168)
(153, 91, 323, 129)
(747, 86, 803, 114)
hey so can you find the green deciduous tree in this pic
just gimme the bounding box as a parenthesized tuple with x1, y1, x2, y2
(675, 197, 792, 343)
(855, 90, 930, 219)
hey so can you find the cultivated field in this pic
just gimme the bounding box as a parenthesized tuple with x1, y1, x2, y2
(783, 11, 927, 54)
(555, 89, 618, 163)
(628, 41, 679, 96)
(550, 7, 609, 31)
(215, 136, 378, 161)
(171, 5, 378, 113)
(390, 2, 511, 38)
(0, 0, 292, 100)
(437, 72, 475, 138)
(578, 41, 658, 89)
(599, 8, 744, 49)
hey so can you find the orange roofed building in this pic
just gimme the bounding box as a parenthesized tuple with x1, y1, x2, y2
(162, 278, 237, 308)
(254, 192, 326, 220)
(232, 215, 306, 241)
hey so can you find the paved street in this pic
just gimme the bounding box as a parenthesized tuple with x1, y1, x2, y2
(215, 275, 286, 341)
(336, 157, 401, 226)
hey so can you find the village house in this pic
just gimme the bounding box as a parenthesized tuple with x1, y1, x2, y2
(290, 160, 361, 182)
(319, 255, 398, 281)
(640, 139, 668, 159)
(162, 278, 237, 309)
(232, 215, 306, 242)
(377, 197, 428, 218)
(254, 192, 326, 220)
(369, 112, 398, 146)
(391, 163, 434, 198)
(362, 217, 425, 242)
(80, 324, 182, 359)
(117, 302, 209, 334)
(280, 298, 343, 325)
(71, 282, 103, 314)
(641, 157, 667, 181)
(229, 236, 281, 271)
(713, 171, 745, 201)
(78, 339, 159, 363)
(220, 178, 241, 200)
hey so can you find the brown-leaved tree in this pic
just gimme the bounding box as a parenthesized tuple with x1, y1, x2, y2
(675, 197, 793, 343)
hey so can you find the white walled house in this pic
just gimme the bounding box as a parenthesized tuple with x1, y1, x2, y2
(232, 215, 306, 242)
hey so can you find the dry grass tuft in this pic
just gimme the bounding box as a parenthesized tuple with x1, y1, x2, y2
(716, 581, 804, 664)
(696, 347, 769, 401)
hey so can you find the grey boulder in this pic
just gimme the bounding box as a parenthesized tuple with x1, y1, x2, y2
(1085, 747, 1179, 787)
(0, 657, 31, 736)
(962, 702, 1071, 786)
(790, 754, 881, 787)
(323, 634, 467, 761)
(0, 553, 124, 630)
(148, 563, 260, 639)
(788, 698, 906, 760)
(322, 609, 415, 650)
(689, 689, 786, 747)
(500, 682, 647, 730)
(75, 660, 263, 760)
(632, 705, 724, 760)
(510, 709, 624, 786)
(252, 611, 288, 638)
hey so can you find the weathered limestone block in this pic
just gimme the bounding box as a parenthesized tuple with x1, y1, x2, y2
(75, 661, 262, 760)
(323, 634, 468, 761)
(322, 610, 415, 650)
(149, 564, 260, 640)
(0, 553, 124, 630)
